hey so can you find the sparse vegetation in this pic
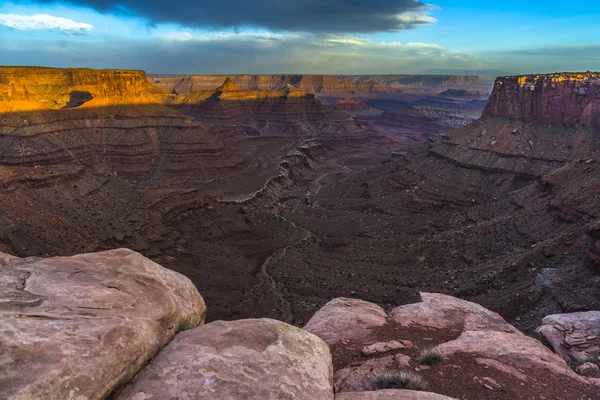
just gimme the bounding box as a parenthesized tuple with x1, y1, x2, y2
(577, 354, 599, 366)
(372, 371, 428, 391)
(177, 317, 192, 332)
(419, 348, 445, 365)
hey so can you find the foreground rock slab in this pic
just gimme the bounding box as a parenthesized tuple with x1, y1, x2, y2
(304, 297, 388, 345)
(535, 311, 600, 368)
(315, 294, 597, 400)
(389, 292, 517, 332)
(0, 249, 205, 400)
(335, 389, 457, 399)
(116, 318, 333, 400)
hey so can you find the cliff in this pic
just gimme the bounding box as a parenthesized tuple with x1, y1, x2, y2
(149, 74, 486, 95)
(162, 78, 354, 125)
(0, 67, 161, 112)
(483, 72, 600, 127)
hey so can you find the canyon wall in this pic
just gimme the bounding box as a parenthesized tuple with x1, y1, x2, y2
(0, 67, 158, 112)
(149, 74, 485, 95)
(483, 73, 600, 127)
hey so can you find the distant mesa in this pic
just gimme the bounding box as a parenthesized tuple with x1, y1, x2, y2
(335, 99, 370, 112)
(216, 77, 243, 92)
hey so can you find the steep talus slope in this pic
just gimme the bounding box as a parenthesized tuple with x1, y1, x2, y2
(253, 73, 600, 329)
(377, 106, 478, 137)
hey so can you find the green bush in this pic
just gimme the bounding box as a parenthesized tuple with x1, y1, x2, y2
(177, 317, 192, 332)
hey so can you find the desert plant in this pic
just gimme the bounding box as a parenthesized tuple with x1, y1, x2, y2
(577, 354, 599, 366)
(177, 317, 192, 332)
(372, 371, 428, 391)
(419, 348, 445, 365)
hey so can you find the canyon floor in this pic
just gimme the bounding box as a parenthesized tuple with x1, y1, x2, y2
(0, 68, 598, 337)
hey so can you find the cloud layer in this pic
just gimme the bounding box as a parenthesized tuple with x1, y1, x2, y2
(0, 13, 92, 35)
(0, 31, 481, 74)
(26, 0, 434, 33)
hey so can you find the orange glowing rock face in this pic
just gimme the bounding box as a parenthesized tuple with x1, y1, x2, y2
(0, 67, 161, 113)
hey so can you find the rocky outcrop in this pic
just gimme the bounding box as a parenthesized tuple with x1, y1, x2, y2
(336, 99, 371, 112)
(305, 294, 596, 400)
(304, 298, 388, 345)
(335, 390, 457, 400)
(149, 75, 485, 95)
(389, 292, 518, 332)
(150, 75, 400, 95)
(535, 312, 600, 369)
(344, 75, 485, 89)
(116, 318, 333, 400)
(162, 78, 354, 125)
(438, 89, 490, 99)
(0, 67, 159, 112)
(0, 248, 206, 400)
(484, 73, 600, 127)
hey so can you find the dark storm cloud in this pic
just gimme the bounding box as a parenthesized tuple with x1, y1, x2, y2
(24, 0, 432, 33)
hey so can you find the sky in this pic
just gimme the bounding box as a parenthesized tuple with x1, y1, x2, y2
(0, 0, 599, 75)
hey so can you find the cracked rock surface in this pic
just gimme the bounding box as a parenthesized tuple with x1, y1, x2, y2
(0, 248, 205, 400)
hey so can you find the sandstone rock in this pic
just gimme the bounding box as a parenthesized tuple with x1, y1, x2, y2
(0, 249, 205, 400)
(576, 362, 600, 376)
(334, 355, 399, 392)
(535, 311, 600, 364)
(335, 99, 371, 112)
(335, 389, 457, 399)
(437, 330, 588, 384)
(485, 73, 600, 128)
(116, 318, 333, 400)
(304, 298, 388, 345)
(389, 292, 517, 332)
(362, 340, 407, 356)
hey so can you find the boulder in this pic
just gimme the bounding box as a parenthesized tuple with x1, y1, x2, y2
(335, 389, 457, 399)
(334, 354, 412, 392)
(389, 292, 516, 332)
(535, 311, 600, 365)
(116, 318, 333, 400)
(0, 248, 205, 400)
(362, 340, 410, 356)
(304, 298, 388, 345)
(437, 330, 587, 383)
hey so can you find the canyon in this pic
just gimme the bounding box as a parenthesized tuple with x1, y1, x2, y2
(0, 67, 599, 398)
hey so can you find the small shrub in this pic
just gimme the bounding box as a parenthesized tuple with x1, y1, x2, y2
(372, 371, 428, 391)
(577, 354, 599, 366)
(419, 348, 445, 365)
(177, 317, 192, 332)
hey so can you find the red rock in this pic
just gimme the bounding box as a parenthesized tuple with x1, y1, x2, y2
(335, 99, 370, 112)
(484, 73, 600, 128)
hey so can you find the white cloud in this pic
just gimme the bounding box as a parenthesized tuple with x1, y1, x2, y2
(0, 13, 93, 35)
(159, 31, 296, 42)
